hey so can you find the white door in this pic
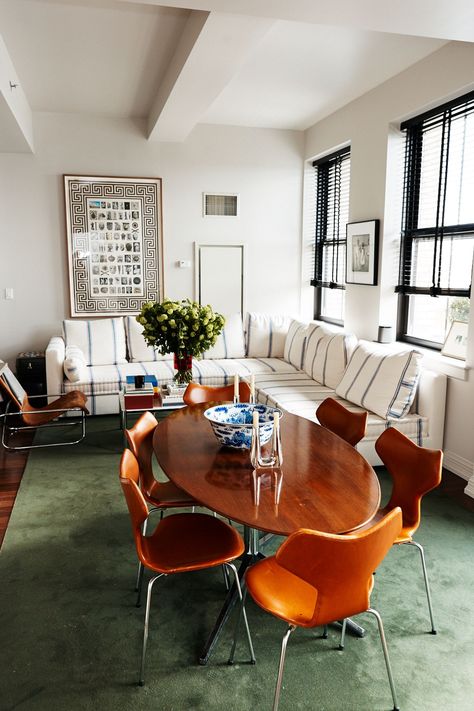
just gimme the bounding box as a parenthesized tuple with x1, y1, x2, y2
(195, 243, 245, 314)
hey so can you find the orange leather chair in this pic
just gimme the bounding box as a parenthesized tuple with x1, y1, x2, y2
(230, 508, 403, 711)
(125, 411, 198, 601)
(0, 360, 88, 451)
(119, 448, 255, 685)
(183, 381, 251, 406)
(316, 397, 368, 447)
(372, 427, 443, 634)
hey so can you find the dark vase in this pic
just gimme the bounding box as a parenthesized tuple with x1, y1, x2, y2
(173, 353, 193, 384)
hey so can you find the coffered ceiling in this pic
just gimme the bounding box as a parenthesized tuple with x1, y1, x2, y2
(1, 0, 472, 150)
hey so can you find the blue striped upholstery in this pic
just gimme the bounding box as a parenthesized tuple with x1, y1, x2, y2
(245, 313, 291, 357)
(335, 341, 422, 419)
(283, 320, 308, 369)
(63, 318, 127, 366)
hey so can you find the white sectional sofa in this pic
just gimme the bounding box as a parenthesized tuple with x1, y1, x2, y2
(46, 312, 447, 466)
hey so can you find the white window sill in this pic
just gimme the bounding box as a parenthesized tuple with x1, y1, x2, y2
(393, 342, 469, 380)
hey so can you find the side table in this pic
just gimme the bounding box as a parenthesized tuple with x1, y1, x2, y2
(16, 351, 47, 406)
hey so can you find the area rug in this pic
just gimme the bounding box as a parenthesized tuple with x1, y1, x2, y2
(0, 416, 473, 710)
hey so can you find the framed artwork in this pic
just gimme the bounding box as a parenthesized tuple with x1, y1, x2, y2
(441, 320, 469, 360)
(64, 175, 163, 316)
(345, 219, 379, 286)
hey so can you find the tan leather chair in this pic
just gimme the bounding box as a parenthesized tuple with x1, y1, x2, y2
(230, 508, 402, 711)
(0, 361, 88, 450)
(371, 427, 443, 634)
(183, 381, 251, 406)
(119, 448, 255, 685)
(316, 397, 368, 447)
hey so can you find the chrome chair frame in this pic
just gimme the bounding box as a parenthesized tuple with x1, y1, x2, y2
(1, 394, 86, 451)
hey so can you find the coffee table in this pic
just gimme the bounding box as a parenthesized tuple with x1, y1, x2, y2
(153, 403, 381, 663)
(119, 389, 184, 432)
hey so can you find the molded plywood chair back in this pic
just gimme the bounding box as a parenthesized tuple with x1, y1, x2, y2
(316, 397, 367, 447)
(183, 381, 251, 406)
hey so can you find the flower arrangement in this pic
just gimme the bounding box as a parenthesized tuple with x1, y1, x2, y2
(136, 298, 225, 383)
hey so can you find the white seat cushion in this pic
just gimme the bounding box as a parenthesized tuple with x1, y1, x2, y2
(63, 318, 127, 366)
(203, 313, 246, 359)
(124, 316, 172, 363)
(245, 313, 291, 358)
(303, 323, 357, 388)
(253, 372, 428, 446)
(335, 340, 422, 419)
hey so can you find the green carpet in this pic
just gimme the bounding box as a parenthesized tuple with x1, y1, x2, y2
(0, 416, 473, 711)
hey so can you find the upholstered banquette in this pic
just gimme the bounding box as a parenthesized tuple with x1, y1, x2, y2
(46, 312, 446, 466)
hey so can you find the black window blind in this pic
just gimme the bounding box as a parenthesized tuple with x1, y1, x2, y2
(311, 147, 350, 290)
(397, 91, 474, 298)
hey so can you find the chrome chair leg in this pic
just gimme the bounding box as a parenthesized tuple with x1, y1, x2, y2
(135, 516, 149, 603)
(338, 618, 347, 650)
(222, 564, 230, 591)
(405, 540, 437, 634)
(225, 562, 256, 664)
(273, 624, 296, 711)
(367, 608, 400, 711)
(139, 573, 164, 686)
(322, 624, 328, 639)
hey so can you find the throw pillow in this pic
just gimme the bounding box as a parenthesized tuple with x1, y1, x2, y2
(124, 316, 173, 363)
(283, 320, 308, 370)
(246, 313, 291, 358)
(203, 313, 246, 359)
(63, 345, 86, 383)
(303, 323, 357, 388)
(335, 340, 422, 419)
(63, 317, 127, 366)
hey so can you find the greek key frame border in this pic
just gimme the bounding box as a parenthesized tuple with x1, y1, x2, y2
(64, 174, 164, 317)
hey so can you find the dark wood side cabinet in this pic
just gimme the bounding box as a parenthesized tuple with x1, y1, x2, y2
(16, 351, 47, 406)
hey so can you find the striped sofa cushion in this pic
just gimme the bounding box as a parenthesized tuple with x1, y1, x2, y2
(252, 372, 428, 446)
(335, 341, 422, 419)
(283, 319, 308, 369)
(124, 316, 172, 363)
(63, 318, 127, 366)
(203, 313, 246, 359)
(303, 323, 357, 388)
(63, 357, 300, 396)
(246, 313, 291, 358)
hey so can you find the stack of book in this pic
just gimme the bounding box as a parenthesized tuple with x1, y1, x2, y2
(123, 380, 155, 410)
(161, 383, 187, 405)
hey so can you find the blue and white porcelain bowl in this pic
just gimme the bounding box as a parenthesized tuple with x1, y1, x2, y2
(204, 403, 281, 449)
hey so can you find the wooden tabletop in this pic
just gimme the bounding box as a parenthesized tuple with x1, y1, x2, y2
(153, 404, 381, 536)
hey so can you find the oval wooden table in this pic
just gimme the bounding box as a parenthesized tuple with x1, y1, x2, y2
(153, 403, 381, 663)
(154, 403, 380, 536)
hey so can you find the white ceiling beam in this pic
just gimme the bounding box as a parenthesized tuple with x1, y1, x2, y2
(147, 11, 274, 142)
(0, 34, 34, 152)
(115, 0, 474, 43)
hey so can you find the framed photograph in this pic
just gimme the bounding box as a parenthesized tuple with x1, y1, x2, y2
(441, 320, 469, 360)
(64, 175, 163, 316)
(345, 219, 379, 286)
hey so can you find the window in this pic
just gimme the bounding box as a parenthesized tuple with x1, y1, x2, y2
(397, 92, 474, 348)
(311, 147, 350, 325)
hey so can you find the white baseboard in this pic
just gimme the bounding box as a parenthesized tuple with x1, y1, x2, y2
(444, 450, 474, 499)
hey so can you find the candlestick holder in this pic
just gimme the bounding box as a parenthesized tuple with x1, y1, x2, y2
(250, 410, 283, 505)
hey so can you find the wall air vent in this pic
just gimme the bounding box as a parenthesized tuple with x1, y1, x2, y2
(203, 193, 239, 217)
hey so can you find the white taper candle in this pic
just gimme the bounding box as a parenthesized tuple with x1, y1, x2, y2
(250, 375, 255, 401)
(234, 373, 239, 401)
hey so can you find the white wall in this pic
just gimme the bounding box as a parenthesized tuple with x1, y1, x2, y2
(0, 115, 304, 364)
(304, 40, 474, 488)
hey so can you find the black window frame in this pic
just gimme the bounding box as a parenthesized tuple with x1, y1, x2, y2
(397, 91, 474, 349)
(311, 146, 350, 326)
